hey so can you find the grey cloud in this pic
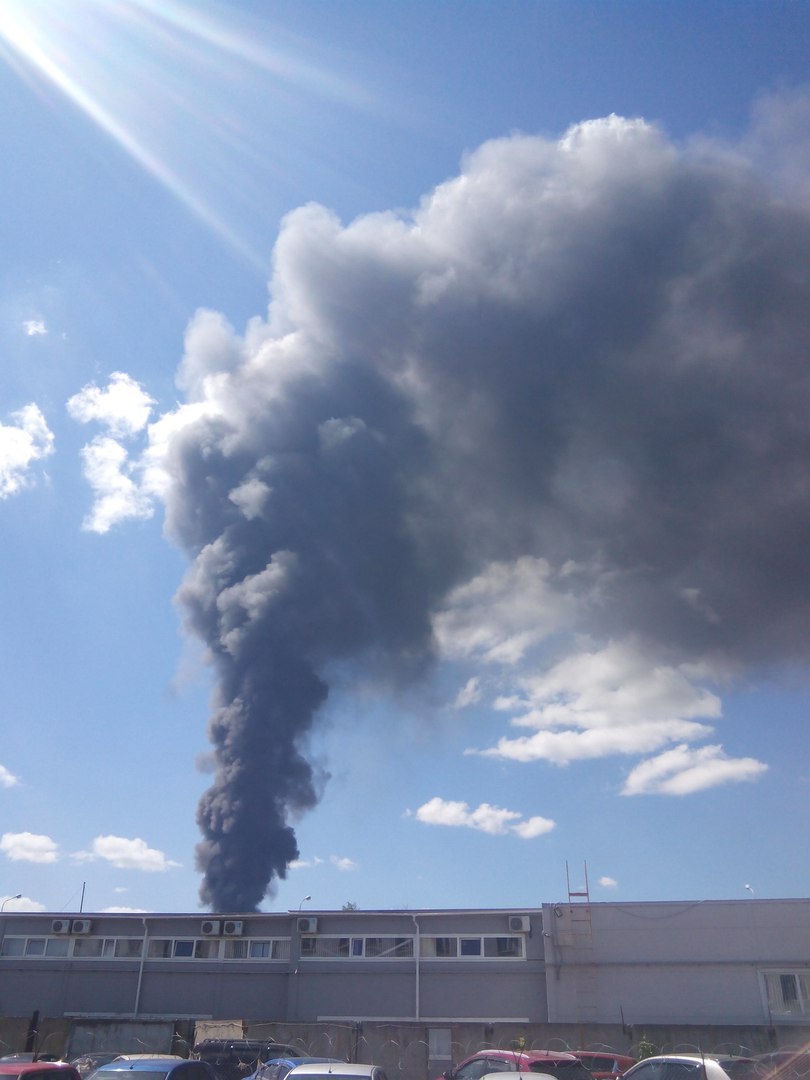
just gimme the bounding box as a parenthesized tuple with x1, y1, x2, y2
(157, 107, 810, 910)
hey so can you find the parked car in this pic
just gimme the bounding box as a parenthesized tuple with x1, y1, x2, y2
(251, 1059, 343, 1080)
(0, 1064, 80, 1080)
(286, 1064, 388, 1080)
(571, 1054, 636, 1080)
(622, 1055, 760, 1080)
(83, 1057, 218, 1080)
(192, 1041, 298, 1080)
(442, 1050, 592, 1080)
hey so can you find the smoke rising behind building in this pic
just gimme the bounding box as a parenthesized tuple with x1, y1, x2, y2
(145, 112, 810, 911)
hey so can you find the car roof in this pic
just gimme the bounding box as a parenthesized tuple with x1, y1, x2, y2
(0, 1068, 77, 1076)
(466, 1053, 580, 1063)
(572, 1056, 636, 1064)
(286, 1067, 381, 1077)
(481, 1073, 559, 1080)
(261, 1063, 340, 1069)
(92, 1061, 187, 1072)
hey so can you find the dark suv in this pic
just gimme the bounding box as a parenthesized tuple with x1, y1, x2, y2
(192, 1042, 298, 1080)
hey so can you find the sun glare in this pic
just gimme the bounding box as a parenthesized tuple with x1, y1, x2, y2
(0, 0, 373, 268)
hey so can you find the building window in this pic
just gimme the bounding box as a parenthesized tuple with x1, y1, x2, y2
(74, 938, 105, 958)
(365, 937, 413, 958)
(421, 934, 524, 960)
(114, 938, 143, 959)
(1, 937, 24, 956)
(763, 971, 810, 1018)
(222, 938, 289, 960)
(299, 936, 414, 960)
(45, 937, 70, 957)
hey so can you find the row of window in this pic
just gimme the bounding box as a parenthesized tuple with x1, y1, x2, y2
(0, 933, 525, 961)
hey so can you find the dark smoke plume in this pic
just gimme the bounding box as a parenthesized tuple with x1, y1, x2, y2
(160, 108, 810, 911)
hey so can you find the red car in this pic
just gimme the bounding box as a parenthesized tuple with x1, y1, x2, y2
(570, 1054, 637, 1080)
(442, 1050, 592, 1080)
(0, 1065, 81, 1080)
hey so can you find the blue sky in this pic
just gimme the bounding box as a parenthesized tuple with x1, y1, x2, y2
(1, 0, 809, 916)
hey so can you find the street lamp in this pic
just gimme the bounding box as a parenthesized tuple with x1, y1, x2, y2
(1, 894, 22, 912)
(298, 895, 311, 911)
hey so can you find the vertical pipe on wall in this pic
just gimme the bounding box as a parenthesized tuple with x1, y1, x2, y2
(411, 914, 421, 1021)
(133, 917, 150, 1017)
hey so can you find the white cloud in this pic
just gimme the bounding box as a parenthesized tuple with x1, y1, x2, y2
(330, 855, 358, 872)
(288, 856, 324, 870)
(67, 371, 154, 437)
(414, 796, 555, 838)
(23, 319, 47, 336)
(622, 743, 768, 796)
(0, 404, 55, 498)
(472, 639, 722, 766)
(0, 895, 45, 912)
(78, 436, 155, 533)
(102, 906, 148, 913)
(1, 831, 59, 863)
(0, 765, 20, 788)
(599, 876, 618, 888)
(73, 835, 180, 872)
(433, 557, 578, 664)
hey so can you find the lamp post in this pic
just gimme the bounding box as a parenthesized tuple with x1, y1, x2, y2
(298, 895, 311, 911)
(1, 894, 21, 912)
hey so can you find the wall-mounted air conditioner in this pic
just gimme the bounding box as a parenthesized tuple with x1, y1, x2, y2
(201, 919, 221, 936)
(297, 916, 318, 934)
(223, 919, 243, 936)
(51, 919, 71, 934)
(71, 919, 92, 934)
(508, 915, 531, 933)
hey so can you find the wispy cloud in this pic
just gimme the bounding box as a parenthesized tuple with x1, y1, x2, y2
(288, 856, 324, 870)
(23, 318, 47, 336)
(622, 744, 769, 796)
(599, 876, 618, 889)
(412, 796, 555, 839)
(330, 855, 358, 872)
(1, 831, 59, 863)
(72, 835, 180, 872)
(0, 765, 20, 788)
(0, 404, 55, 498)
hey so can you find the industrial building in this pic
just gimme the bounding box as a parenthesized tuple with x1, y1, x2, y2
(1, 898, 808, 1080)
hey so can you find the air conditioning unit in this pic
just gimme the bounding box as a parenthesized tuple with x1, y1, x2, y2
(51, 919, 71, 934)
(223, 919, 243, 936)
(71, 919, 92, 934)
(201, 919, 221, 936)
(297, 917, 318, 934)
(508, 915, 531, 933)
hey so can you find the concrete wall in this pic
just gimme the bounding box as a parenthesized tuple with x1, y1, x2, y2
(542, 899, 810, 1026)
